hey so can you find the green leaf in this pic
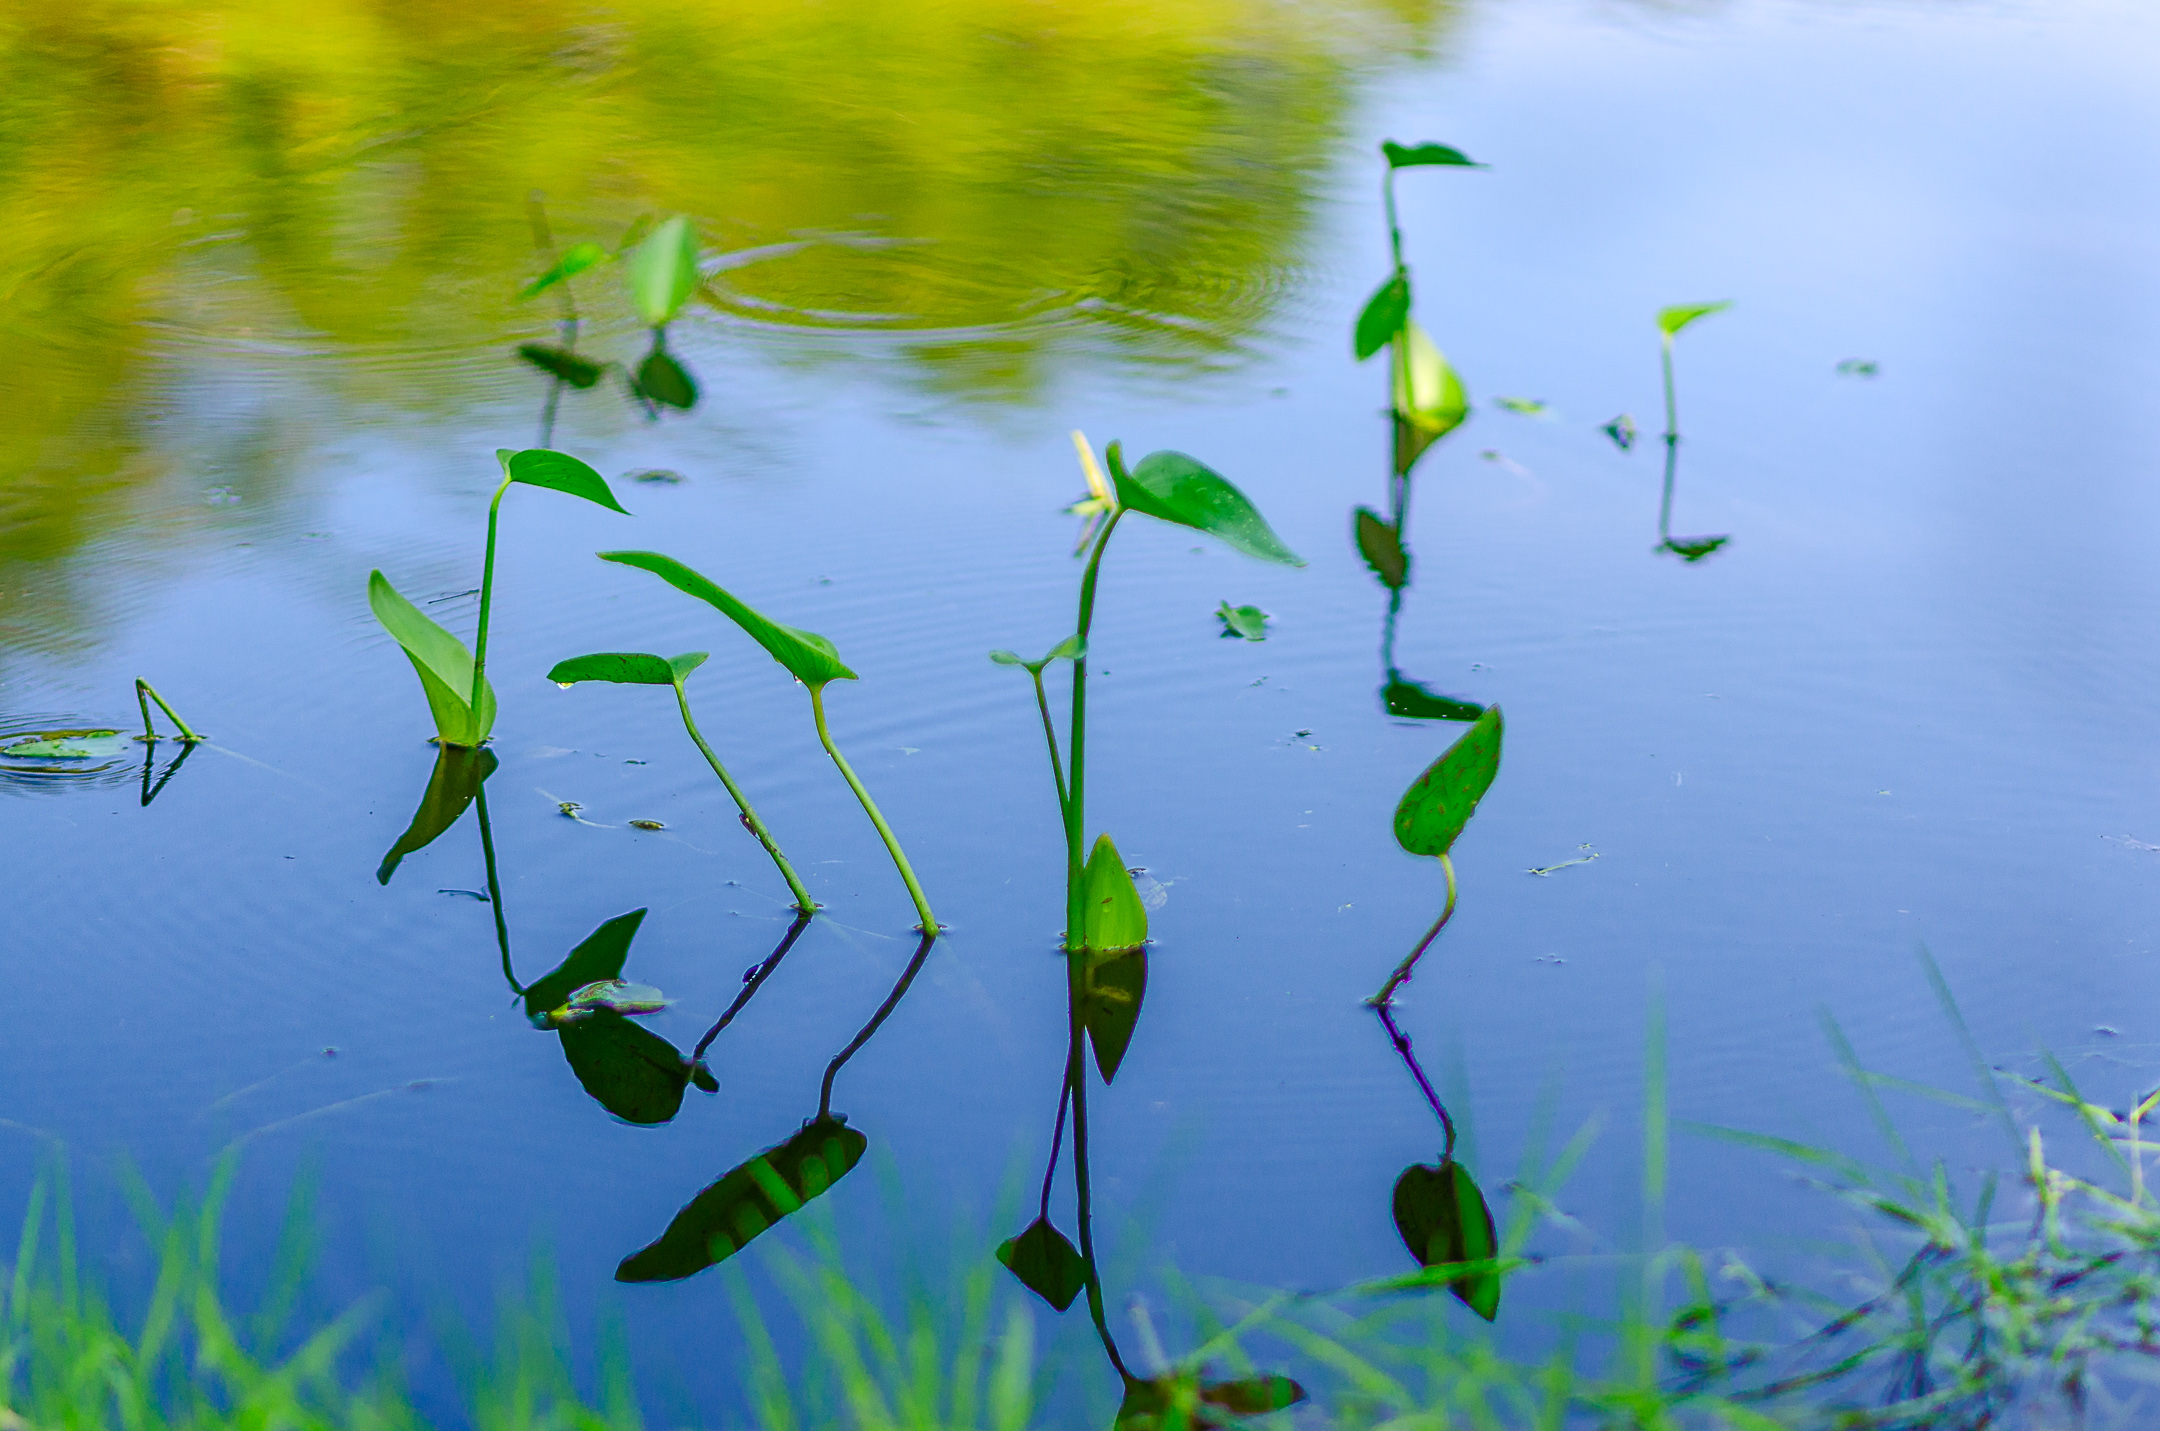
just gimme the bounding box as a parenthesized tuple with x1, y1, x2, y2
(1117, 1373, 1307, 1431)
(1382, 140, 1485, 169)
(2, 729, 130, 760)
(1392, 1159, 1502, 1320)
(1354, 508, 1407, 589)
(990, 635, 1085, 675)
(1382, 678, 1484, 723)
(988, 650, 1024, 666)
(1215, 601, 1268, 641)
(523, 909, 648, 1020)
(558, 1014, 695, 1126)
(1200, 1376, 1307, 1415)
(367, 570, 495, 747)
(547, 652, 678, 687)
(1107, 446, 1303, 568)
(1661, 535, 1730, 563)
(1657, 300, 1732, 338)
(598, 551, 858, 690)
(518, 241, 610, 301)
(1354, 272, 1410, 361)
(669, 652, 709, 681)
(1393, 322, 1468, 437)
(1081, 948, 1147, 1082)
(1601, 414, 1638, 452)
(501, 448, 629, 515)
(377, 745, 496, 885)
(1393, 704, 1503, 856)
(616, 1116, 867, 1282)
(625, 215, 701, 327)
(516, 343, 605, 389)
(1078, 834, 1148, 954)
(633, 345, 699, 410)
(995, 1217, 1089, 1311)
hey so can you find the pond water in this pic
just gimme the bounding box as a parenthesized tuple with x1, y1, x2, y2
(4, 0, 2159, 1419)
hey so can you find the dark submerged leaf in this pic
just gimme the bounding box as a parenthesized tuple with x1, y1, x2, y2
(633, 346, 699, 410)
(1081, 948, 1147, 1083)
(1382, 679, 1485, 723)
(516, 344, 604, 389)
(598, 551, 857, 690)
(1382, 140, 1485, 169)
(1354, 508, 1407, 589)
(523, 909, 648, 1020)
(501, 448, 629, 515)
(1392, 1159, 1502, 1320)
(1107, 446, 1302, 568)
(1116, 1372, 1307, 1430)
(377, 745, 497, 884)
(1354, 273, 1410, 361)
(995, 1217, 1089, 1311)
(558, 1013, 694, 1126)
(616, 1117, 867, 1282)
(1393, 705, 1503, 856)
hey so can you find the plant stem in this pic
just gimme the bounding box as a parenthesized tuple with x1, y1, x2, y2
(693, 911, 814, 1063)
(1660, 333, 1680, 446)
(139, 741, 195, 807)
(676, 681, 818, 913)
(1038, 1072, 1073, 1224)
(468, 472, 514, 727)
(1031, 668, 1070, 818)
(1065, 509, 1126, 949)
(473, 783, 520, 996)
(134, 680, 202, 742)
(1065, 950, 1131, 1380)
(1368, 852, 1456, 1008)
(818, 931, 937, 1120)
(1383, 167, 1404, 273)
(1377, 1000, 1456, 1162)
(808, 685, 938, 933)
(1658, 438, 1678, 545)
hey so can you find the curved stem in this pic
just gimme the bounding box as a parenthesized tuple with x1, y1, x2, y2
(469, 474, 514, 723)
(808, 685, 938, 933)
(1377, 1001, 1456, 1162)
(1038, 1072, 1073, 1224)
(1065, 508, 1126, 949)
(693, 911, 814, 1063)
(134, 680, 201, 742)
(1066, 950, 1131, 1380)
(1032, 668, 1070, 818)
(1368, 852, 1456, 1008)
(818, 931, 938, 1121)
(473, 783, 520, 995)
(676, 681, 818, 913)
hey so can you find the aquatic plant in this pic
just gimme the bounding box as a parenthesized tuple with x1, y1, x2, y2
(519, 213, 705, 423)
(1653, 301, 1734, 561)
(592, 550, 937, 933)
(133, 678, 203, 744)
(544, 649, 817, 913)
(368, 448, 626, 749)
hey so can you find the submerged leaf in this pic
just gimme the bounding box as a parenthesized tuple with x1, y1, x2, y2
(634, 346, 699, 410)
(1382, 140, 1484, 169)
(546, 652, 707, 687)
(625, 216, 701, 327)
(1393, 705, 1503, 857)
(377, 745, 497, 884)
(518, 241, 610, 301)
(1657, 300, 1732, 338)
(1354, 508, 1408, 589)
(367, 571, 495, 747)
(558, 1013, 695, 1126)
(500, 448, 630, 515)
(516, 344, 605, 389)
(617, 1116, 867, 1282)
(598, 551, 857, 690)
(1392, 1159, 1502, 1319)
(1354, 273, 1410, 361)
(1081, 947, 1147, 1083)
(1382, 679, 1484, 723)
(1117, 1372, 1307, 1431)
(1078, 834, 1148, 954)
(995, 1217, 1089, 1311)
(1107, 446, 1302, 567)
(523, 909, 648, 1020)
(1215, 601, 1268, 641)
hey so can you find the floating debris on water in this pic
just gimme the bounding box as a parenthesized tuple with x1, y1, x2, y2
(1836, 358, 1880, 378)
(629, 819, 665, 831)
(1528, 845, 1600, 877)
(1602, 414, 1638, 451)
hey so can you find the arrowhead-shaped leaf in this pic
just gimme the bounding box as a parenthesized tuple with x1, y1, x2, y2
(625, 216, 701, 327)
(377, 745, 497, 884)
(367, 571, 496, 747)
(1393, 704, 1503, 856)
(616, 1116, 867, 1282)
(1106, 446, 1302, 568)
(516, 344, 604, 389)
(1392, 1159, 1502, 1320)
(634, 346, 699, 410)
(1079, 834, 1148, 953)
(995, 1217, 1089, 1311)
(1382, 140, 1485, 169)
(546, 651, 707, 687)
(499, 448, 629, 514)
(558, 1014, 694, 1126)
(598, 551, 857, 689)
(518, 241, 610, 301)
(1354, 508, 1407, 589)
(1082, 948, 1147, 1082)
(1354, 273, 1410, 361)
(1392, 322, 1468, 441)
(1657, 300, 1732, 338)
(523, 909, 648, 1020)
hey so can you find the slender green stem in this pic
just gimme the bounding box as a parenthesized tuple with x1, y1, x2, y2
(818, 931, 937, 1120)
(1384, 168, 1404, 273)
(1038, 1072, 1072, 1224)
(473, 783, 520, 996)
(133, 680, 202, 742)
(1065, 509, 1126, 949)
(1368, 852, 1456, 1008)
(1065, 949, 1131, 1380)
(468, 474, 514, 726)
(1658, 437, 1678, 544)
(1031, 668, 1070, 818)
(693, 911, 814, 1063)
(1660, 335, 1680, 446)
(675, 681, 818, 913)
(1376, 1000, 1455, 1162)
(808, 685, 938, 933)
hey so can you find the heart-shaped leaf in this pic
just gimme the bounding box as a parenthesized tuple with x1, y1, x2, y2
(1393, 322, 1468, 441)
(516, 343, 605, 389)
(1392, 1158, 1502, 1320)
(559, 1013, 694, 1126)
(1078, 834, 1148, 954)
(1081, 947, 1147, 1083)
(1382, 678, 1484, 723)
(1106, 447, 1302, 568)
(625, 216, 701, 327)
(518, 241, 610, 301)
(1354, 272, 1410, 361)
(1382, 140, 1485, 170)
(367, 571, 496, 747)
(634, 346, 699, 410)
(546, 651, 708, 687)
(497, 448, 629, 515)
(616, 1116, 867, 1282)
(523, 909, 648, 1020)
(1657, 300, 1732, 338)
(1354, 508, 1407, 589)
(377, 745, 497, 885)
(1393, 704, 1503, 856)
(598, 551, 858, 690)
(995, 1217, 1089, 1311)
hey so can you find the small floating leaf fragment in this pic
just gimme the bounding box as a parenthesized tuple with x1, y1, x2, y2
(1494, 396, 1550, 417)
(1601, 414, 1637, 451)
(630, 469, 686, 485)
(568, 979, 673, 1016)
(1836, 358, 1880, 378)
(1659, 535, 1730, 563)
(1216, 601, 1269, 641)
(628, 819, 665, 831)
(558, 801, 583, 817)
(1527, 845, 1600, 876)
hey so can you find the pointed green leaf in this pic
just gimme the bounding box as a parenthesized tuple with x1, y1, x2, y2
(625, 216, 701, 327)
(1354, 508, 1407, 589)
(988, 650, 1025, 666)
(377, 745, 496, 884)
(501, 448, 629, 515)
(1200, 1376, 1307, 1415)
(516, 343, 605, 389)
(1043, 634, 1085, 662)
(1662, 535, 1730, 563)
(1079, 834, 1148, 954)
(668, 652, 709, 681)
(633, 346, 699, 410)
(616, 1116, 867, 1282)
(1657, 300, 1732, 338)
(1393, 704, 1503, 856)
(1081, 948, 1147, 1082)
(598, 550, 858, 689)
(518, 241, 610, 301)
(1106, 446, 1303, 568)
(547, 652, 678, 687)
(1392, 1159, 1502, 1320)
(367, 570, 495, 747)
(559, 1014, 694, 1127)
(1382, 140, 1485, 169)
(1215, 601, 1268, 641)
(1354, 273, 1410, 361)
(1382, 678, 1484, 723)
(995, 1217, 1089, 1311)
(522, 909, 648, 1020)
(1393, 322, 1468, 443)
